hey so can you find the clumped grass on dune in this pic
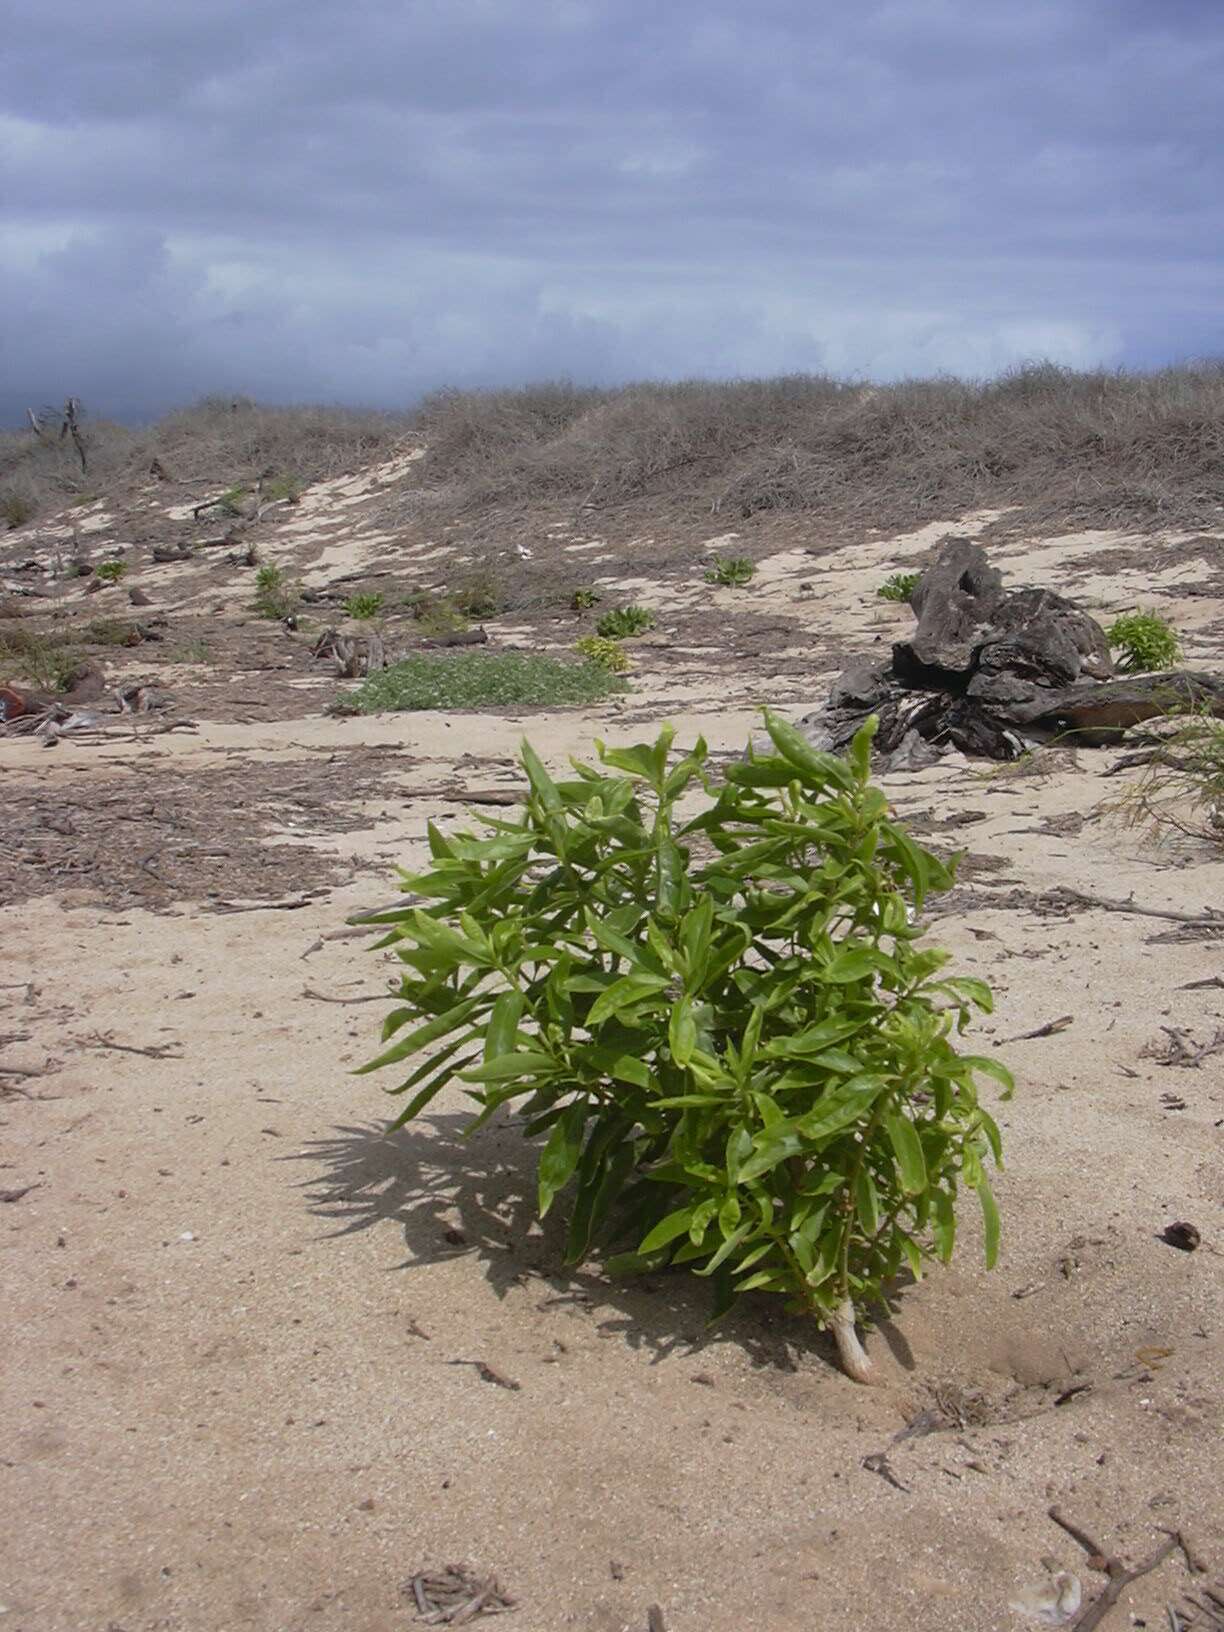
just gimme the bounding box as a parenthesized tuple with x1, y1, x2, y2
(8, 364, 1224, 540)
(405, 363, 1224, 536)
(0, 398, 409, 527)
(344, 650, 628, 713)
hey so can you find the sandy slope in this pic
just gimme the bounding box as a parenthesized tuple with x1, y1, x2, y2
(2, 475, 1222, 1632)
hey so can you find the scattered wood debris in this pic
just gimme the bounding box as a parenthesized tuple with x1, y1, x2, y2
(404, 1563, 516, 1624)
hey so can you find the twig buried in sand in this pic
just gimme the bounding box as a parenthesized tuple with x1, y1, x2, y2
(1049, 1507, 1181, 1631)
(1045, 888, 1224, 930)
(1002, 1014, 1074, 1043)
(301, 987, 390, 1005)
(79, 1031, 183, 1060)
(448, 1359, 521, 1392)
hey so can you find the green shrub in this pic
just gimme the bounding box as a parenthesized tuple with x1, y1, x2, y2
(596, 605, 656, 639)
(356, 713, 1012, 1381)
(575, 634, 631, 674)
(344, 592, 385, 622)
(452, 573, 505, 620)
(84, 618, 140, 646)
(571, 586, 602, 612)
(344, 650, 628, 713)
(2, 491, 33, 530)
(876, 572, 920, 603)
(405, 590, 470, 637)
(216, 484, 249, 517)
(95, 560, 128, 585)
(261, 474, 301, 503)
(253, 563, 300, 620)
(0, 626, 83, 691)
(1107, 609, 1181, 673)
(704, 555, 755, 587)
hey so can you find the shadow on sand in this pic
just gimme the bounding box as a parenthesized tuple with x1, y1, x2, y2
(295, 1111, 917, 1377)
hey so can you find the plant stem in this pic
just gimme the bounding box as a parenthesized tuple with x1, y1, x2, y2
(830, 1297, 876, 1384)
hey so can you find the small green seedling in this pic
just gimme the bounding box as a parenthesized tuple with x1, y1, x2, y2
(344, 592, 385, 622)
(406, 590, 469, 637)
(596, 605, 656, 640)
(1107, 610, 1181, 674)
(705, 556, 755, 588)
(95, 560, 128, 585)
(877, 572, 920, 603)
(571, 587, 602, 612)
(356, 713, 1013, 1382)
(575, 634, 631, 674)
(253, 563, 300, 620)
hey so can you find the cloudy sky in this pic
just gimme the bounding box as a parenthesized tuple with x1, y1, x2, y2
(3, 0, 1222, 422)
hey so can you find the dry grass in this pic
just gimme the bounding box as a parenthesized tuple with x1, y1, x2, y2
(6, 365, 1224, 542)
(0, 398, 410, 526)
(403, 363, 1224, 537)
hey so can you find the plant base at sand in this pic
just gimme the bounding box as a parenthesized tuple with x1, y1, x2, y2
(1108, 711, 1224, 844)
(356, 714, 1012, 1381)
(343, 650, 628, 712)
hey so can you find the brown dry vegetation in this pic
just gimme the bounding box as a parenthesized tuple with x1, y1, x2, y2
(5, 364, 1224, 542)
(0, 397, 410, 525)
(406, 362, 1224, 537)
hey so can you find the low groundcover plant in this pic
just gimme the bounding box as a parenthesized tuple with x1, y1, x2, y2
(356, 713, 1013, 1382)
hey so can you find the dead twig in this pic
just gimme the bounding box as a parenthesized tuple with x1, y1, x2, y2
(404, 1563, 515, 1624)
(1046, 888, 1224, 929)
(1049, 1507, 1180, 1632)
(301, 988, 390, 1005)
(1002, 1014, 1074, 1043)
(448, 1359, 521, 1392)
(1148, 1026, 1224, 1068)
(207, 895, 321, 914)
(80, 1031, 183, 1060)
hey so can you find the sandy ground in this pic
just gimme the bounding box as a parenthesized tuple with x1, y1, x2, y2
(2, 473, 1222, 1632)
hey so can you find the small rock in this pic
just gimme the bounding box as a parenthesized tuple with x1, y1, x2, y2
(1009, 1571, 1081, 1626)
(1162, 1221, 1201, 1252)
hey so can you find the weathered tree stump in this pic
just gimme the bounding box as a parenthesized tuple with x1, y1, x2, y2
(803, 538, 1224, 765)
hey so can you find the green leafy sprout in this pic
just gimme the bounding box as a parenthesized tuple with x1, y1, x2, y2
(704, 555, 755, 587)
(344, 592, 385, 622)
(355, 712, 1013, 1382)
(596, 605, 656, 640)
(252, 563, 300, 620)
(575, 634, 631, 674)
(571, 587, 602, 612)
(1106, 609, 1182, 674)
(876, 572, 920, 603)
(94, 559, 128, 585)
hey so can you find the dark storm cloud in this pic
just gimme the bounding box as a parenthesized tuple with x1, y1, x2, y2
(2, 0, 1222, 421)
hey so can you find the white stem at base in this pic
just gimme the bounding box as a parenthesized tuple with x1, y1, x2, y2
(830, 1296, 876, 1384)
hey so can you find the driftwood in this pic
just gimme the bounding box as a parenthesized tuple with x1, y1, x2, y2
(804, 538, 1224, 764)
(312, 627, 387, 677)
